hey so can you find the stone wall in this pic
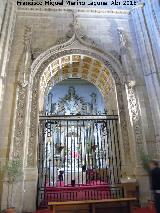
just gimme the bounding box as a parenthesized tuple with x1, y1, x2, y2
(0, 0, 7, 31)
(130, 0, 160, 157)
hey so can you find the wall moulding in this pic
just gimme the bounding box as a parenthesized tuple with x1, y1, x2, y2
(16, 6, 130, 15)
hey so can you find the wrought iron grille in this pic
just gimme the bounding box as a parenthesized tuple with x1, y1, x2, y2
(37, 115, 122, 208)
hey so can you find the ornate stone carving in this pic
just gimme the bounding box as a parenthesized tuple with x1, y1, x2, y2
(126, 81, 144, 158)
(27, 75, 40, 167)
(13, 87, 27, 160)
(55, 12, 102, 50)
(13, 29, 130, 169)
(27, 50, 130, 168)
(32, 48, 43, 60)
(13, 26, 32, 160)
(32, 49, 123, 84)
(117, 29, 129, 55)
(46, 86, 98, 115)
(109, 50, 122, 63)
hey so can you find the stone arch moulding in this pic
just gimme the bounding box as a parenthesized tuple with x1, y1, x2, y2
(12, 36, 132, 178)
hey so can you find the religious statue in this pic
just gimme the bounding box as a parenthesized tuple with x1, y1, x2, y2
(64, 87, 82, 115)
(91, 93, 97, 114)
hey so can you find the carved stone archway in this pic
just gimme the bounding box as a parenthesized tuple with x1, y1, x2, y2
(27, 47, 131, 169)
(10, 34, 144, 212)
(13, 40, 132, 166)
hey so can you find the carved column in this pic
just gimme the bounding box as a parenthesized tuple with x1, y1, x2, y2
(22, 77, 39, 211)
(117, 28, 138, 175)
(13, 26, 32, 159)
(3, 26, 34, 213)
(115, 83, 132, 177)
(125, 82, 146, 158)
(125, 80, 152, 205)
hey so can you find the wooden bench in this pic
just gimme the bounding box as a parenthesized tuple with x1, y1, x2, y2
(48, 197, 137, 213)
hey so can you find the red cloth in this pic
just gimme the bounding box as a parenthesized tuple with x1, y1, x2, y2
(45, 183, 111, 202)
(133, 208, 156, 213)
(34, 209, 50, 213)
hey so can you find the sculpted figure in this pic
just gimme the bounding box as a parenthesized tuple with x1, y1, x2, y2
(91, 93, 97, 114)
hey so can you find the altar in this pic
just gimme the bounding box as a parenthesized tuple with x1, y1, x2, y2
(63, 169, 86, 185)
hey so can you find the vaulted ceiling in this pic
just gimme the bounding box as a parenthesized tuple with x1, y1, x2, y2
(40, 54, 113, 97)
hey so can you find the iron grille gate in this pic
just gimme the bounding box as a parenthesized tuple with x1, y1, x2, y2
(37, 115, 122, 208)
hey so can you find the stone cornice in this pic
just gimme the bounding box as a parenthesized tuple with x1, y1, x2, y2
(129, 2, 145, 14)
(15, 6, 130, 15)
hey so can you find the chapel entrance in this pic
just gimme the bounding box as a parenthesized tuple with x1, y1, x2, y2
(37, 79, 122, 208)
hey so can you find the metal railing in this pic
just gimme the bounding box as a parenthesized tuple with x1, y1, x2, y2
(37, 115, 121, 208)
(39, 185, 124, 208)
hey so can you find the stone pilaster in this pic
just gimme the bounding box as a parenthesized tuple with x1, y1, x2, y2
(130, 3, 160, 158)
